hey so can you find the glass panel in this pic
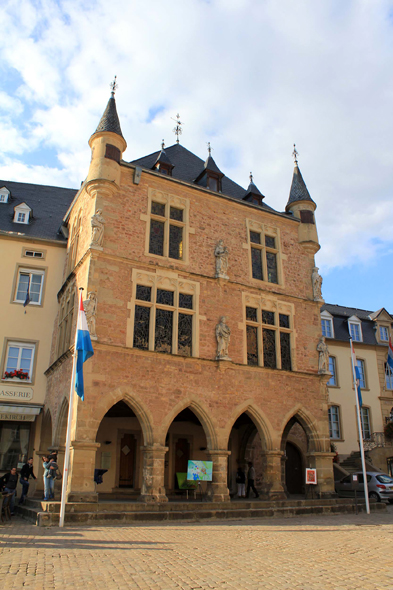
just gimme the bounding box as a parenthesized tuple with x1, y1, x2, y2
(0, 423, 31, 471)
(6, 347, 19, 372)
(266, 252, 278, 284)
(361, 408, 371, 439)
(16, 274, 29, 301)
(133, 305, 150, 350)
(263, 329, 276, 368)
(29, 274, 42, 303)
(250, 231, 261, 245)
(327, 357, 336, 386)
(169, 225, 183, 260)
(357, 359, 366, 388)
(265, 235, 275, 249)
(380, 327, 389, 341)
(208, 176, 218, 192)
(251, 247, 263, 280)
(178, 313, 192, 357)
(179, 293, 193, 309)
(385, 365, 393, 390)
(170, 207, 183, 222)
(155, 309, 173, 354)
(328, 406, 340, 439)
(279, 314, 290, 328)
(151, 201, 165, 216)
(136, 285, 152, 302)
(20, 348, 32, 372)
(321, 319, 332, 338)
(246, 325, 258, 366)
(246, 307, 257, 322)
(350, 323, 361, 341)
(149, 220, 165, 256)
(157, 289, 174, 306)
(280, 332, 291, 371)
(262, 310, 275, 325)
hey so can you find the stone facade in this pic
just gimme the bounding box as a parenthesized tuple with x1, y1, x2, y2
(41, 94, 335, 503)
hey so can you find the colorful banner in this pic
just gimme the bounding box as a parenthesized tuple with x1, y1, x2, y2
(187, 460, 213, 482)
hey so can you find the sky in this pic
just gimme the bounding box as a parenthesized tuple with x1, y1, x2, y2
(0, 0, 392, 313)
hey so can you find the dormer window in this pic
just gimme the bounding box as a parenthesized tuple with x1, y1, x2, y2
(207, 174, 220, 192)
(0, 187, 10, 203)
(13, 202, 32, 225)
(321, 310, 334, 338)
(348, 316, 362, 342)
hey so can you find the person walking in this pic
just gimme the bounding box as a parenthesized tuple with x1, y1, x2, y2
(19, 457, 37, 505)
(42, 456, 56, 501)
(236, 467, 246, 498)
(1, 467, 18, 515)
(246, 462, 259, 499)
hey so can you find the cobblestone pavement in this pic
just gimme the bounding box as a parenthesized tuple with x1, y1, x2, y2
(1, 506, 393, 590)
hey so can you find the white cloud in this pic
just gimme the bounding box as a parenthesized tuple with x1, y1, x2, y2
(0, 0, 393, 280)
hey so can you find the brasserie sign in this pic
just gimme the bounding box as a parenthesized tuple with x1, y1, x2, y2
(0, 387, 33, 401)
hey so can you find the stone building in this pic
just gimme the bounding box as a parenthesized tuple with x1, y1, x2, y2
(38, 91, 334, 503)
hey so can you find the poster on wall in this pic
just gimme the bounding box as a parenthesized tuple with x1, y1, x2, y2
(305, 468, 317, 485)
(187, 460, 213, 481)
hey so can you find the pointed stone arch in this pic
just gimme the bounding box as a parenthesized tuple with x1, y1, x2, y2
(53, 397, 69, 447)
(224, 401, 274, 451)
(40, 408, 53, 452)
(159, 397, 218, 450)
(279, 404, 323, 453)
(92, 387, 154, 447)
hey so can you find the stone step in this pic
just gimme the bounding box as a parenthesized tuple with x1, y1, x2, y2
(15, 498, 386, 527)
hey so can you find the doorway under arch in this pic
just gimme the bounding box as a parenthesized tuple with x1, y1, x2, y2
(281, 418, 308, 496)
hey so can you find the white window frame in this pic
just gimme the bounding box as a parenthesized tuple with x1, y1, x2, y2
(380, 326, 389, 342)
(328, 405, 341, 439)
(3, 341, 35, 382)
(0, 187, 10, 203)
(361, 407, 371, 440)
(14, 268, 45, 305)
(13, 203, 31, 224)
(321, 311, 334, 338)
(348, 316, 362, 342)
(356, 358, 366, 389)
(327, 356, 337, 386)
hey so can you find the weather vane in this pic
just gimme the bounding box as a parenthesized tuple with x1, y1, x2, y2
(207, 142, 212, 156)
(110, 76, 118, 97)
(250, 172, 253, 183)
(171, 113, 183, 144)
(292, 143, 299, 165)
(161, 139, 165, 150)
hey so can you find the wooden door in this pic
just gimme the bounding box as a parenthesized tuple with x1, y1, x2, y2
(285, 442, 303, 495)
(119, 433, 135, 488)
(174, 438, 190, 488)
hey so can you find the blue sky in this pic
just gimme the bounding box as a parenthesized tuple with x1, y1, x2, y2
(1, 0, 393, 313)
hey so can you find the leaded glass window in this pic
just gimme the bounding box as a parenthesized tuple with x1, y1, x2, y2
(250, 231, 261, 244)
(251, 247, 263, 280)
(178, 313, 192, 356)
(149, 220, 164, 256)
(169, 225, 183, 260)
(262, 310, 275, 325)
(148, 199, 186, 260)
(151, 201, 165, 216)
(136, 285, 151, 302)
(157, 289, 174, 306)
(179, 294, 193, 309)
(155, 309, 173, 354)
(266, 252, 278, 284)
(263, 329, 276, 368)
(133, 306, 150, 350)
(246, 307, 258, 322)
(279, 314, 290, 328)
(280, 332, 291, 371)
(249, 229, 280, 284)
(245, 303, 292, 370)
(247, 325, 258, 366)
(170, 207, 183, 221)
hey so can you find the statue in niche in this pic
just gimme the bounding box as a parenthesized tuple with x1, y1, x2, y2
(216, 316, 231, 361)
(214, 240, 229, 279)
(90, 209, 105, 247)
(317, 336, 329, 374)
(83, 292, 97, 338)
(312, 267, 324, 301)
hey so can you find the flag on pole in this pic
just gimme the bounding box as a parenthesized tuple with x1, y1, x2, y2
(350, 340, 362, 408)
(388, 337, 393, 371)
(75, 292, 94, 401)
(23, 276, 31, 307)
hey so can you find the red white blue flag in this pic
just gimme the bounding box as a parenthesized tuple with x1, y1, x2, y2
(388, 337, 393, 371)
(75, 292, 94, 401)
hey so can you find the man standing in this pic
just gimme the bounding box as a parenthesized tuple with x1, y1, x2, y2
(19, 457, 37, 504)
(1, 467, 18, 515)
(246, 462, 259, 499)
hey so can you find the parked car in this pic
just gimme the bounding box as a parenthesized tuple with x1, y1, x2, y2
(335, 471, 393, 503)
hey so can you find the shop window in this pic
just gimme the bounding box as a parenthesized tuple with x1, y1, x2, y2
(328, 406, 341, 439)
(245, 304, 292, 370)
(0, 423, 31, 471)
(3, 342, 35, 381)
(14, 269, 44, 305)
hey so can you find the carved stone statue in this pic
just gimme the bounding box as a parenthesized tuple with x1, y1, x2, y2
(317, 336, 329, 374)
(312, 267, 324, 302)
(216, 316, 231, 361)
(90, 209, 105, 247)
(83, 292, 97, 338)
(215, 240, 229, 279)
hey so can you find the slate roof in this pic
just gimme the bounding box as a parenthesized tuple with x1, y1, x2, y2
(321, 303, 393, 346)
(129, 143, 277, 211)
(244, 179, 264, 200)
(0, 180, 77, 242)
(94, 96, 124, 138)
(286, 164, 315, 210)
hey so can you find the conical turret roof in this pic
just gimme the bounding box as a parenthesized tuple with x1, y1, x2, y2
(286, 164, 315, 211)
(94, 96, 124, 138)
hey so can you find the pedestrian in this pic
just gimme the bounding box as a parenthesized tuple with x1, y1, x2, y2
(42, 456, 56, 501)
(19, 457, 37, 505)
(0, 466, 18, 515)
(246, 461, 259, 498)
(236, 467, 246, 498)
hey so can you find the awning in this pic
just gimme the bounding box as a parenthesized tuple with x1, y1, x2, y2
(0, 404, 42, 422)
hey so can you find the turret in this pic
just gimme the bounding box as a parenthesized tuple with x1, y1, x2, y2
(86, 79, 127, 188)
(285, 145, 320, 254)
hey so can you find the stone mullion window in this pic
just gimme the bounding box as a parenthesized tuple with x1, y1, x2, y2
(57, 287, 75, 358)
(247, 221, 281, 285)
(245, 302, 292, 370)
(148, 201, 185, 260)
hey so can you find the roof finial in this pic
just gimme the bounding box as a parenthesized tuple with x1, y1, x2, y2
(207, 141, 212, 156)
(110, 76, 118, 97)
(292, 143, 299, 166)
(250, 171, 253, 183)
(161, 139, 165, 150)
(171, 113, 183, 144)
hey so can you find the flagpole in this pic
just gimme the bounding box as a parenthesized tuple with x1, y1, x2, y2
(59, 288, 83, 528)
(349, 337, 370, 514)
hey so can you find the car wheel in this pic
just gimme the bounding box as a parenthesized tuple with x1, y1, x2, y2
(369, 492, 380, 502)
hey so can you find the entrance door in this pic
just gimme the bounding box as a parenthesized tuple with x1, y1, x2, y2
(285, 442, 303, 494)
(174, 437, 190, 488)
(119, 433, 135, 488)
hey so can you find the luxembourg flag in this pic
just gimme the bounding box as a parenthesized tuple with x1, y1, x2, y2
(74, 292, 94, 401)
(388, 337, 393, 371)
(350, 340, 363, 408)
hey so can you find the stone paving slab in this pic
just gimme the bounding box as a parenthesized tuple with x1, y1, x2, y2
(1, 505, 393, 589)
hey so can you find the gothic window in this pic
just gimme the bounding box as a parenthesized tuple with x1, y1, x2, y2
(57, 285, 76, 357)
(245, 304, 292, 370)
(67, 211, 81, 275)
(248, 226, 280, 284)
(148, 200, 185, 260)
(133, 284, 194, 357)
